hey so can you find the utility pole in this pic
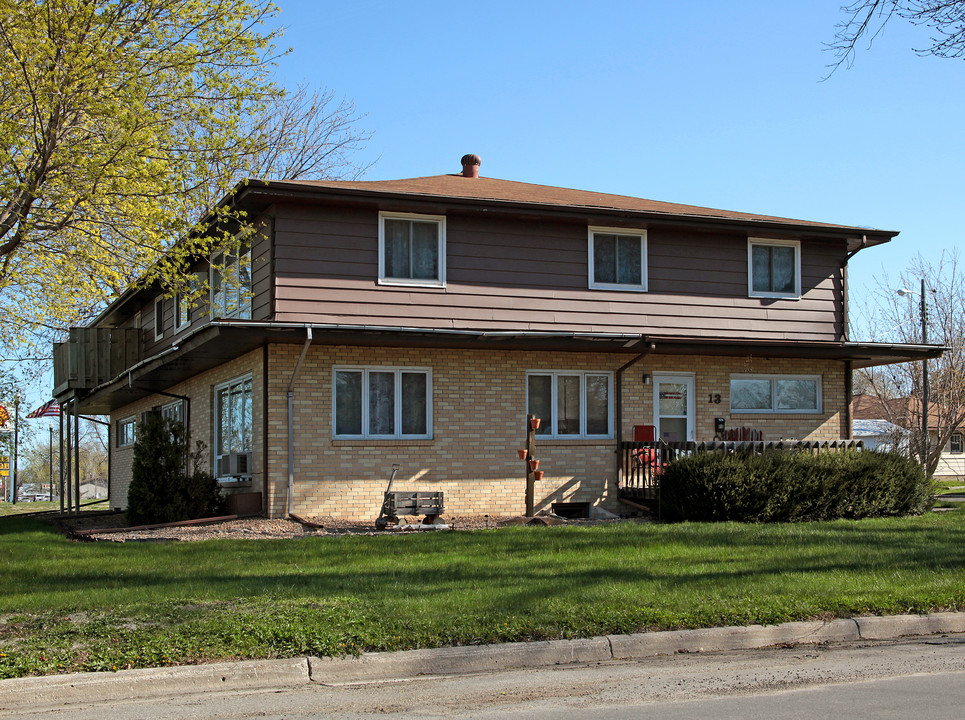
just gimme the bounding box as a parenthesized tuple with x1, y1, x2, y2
(920, 277, 929, 470)
(49, 422, 54, 501)
(11, 394, 19, 504)
(898, 281, 931, 470)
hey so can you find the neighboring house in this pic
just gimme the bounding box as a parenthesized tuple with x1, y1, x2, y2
(80, 478, 108, 500)
(52, 155, 941, 519)
(852, 419, 909, 452)
(852, 393, 963, 479)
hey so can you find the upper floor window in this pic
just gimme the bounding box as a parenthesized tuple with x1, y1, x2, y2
(730, 374, 821, 414)
(174, 275, 197, 332)
(333, 366, 432, 439)
(748, 238, 800, 299)
(588, 227, 647, 291)
(379, 212, 445, 287)
(527, 371, 613, 439)
(153, 297, 164, 341)
(211, 241, 251, 319)
(951, 432, 963, 454)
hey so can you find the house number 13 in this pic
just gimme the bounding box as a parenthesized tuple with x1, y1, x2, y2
(708, 394, 721, 404)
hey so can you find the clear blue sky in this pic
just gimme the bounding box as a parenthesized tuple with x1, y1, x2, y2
(271, 0, 962, 304)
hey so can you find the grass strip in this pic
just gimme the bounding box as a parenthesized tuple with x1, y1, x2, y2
(2, 512, 965, 678)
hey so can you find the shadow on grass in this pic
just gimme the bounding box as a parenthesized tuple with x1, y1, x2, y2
(4, 515, 965, 619)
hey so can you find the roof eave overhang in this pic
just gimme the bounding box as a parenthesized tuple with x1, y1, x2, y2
(70, 322, 944, 414)
(234, 181, 897, 251)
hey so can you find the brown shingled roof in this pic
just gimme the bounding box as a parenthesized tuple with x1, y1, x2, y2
(262, 173, 897, 241)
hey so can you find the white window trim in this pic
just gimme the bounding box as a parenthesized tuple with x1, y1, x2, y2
(525, 370, 614, 439)
(209, 241, 252, 320)
(747, 238, 801, 299)
(153, 297, 164, 341)
(174, 289, 191, 333)
(332, 366, 433, 439)
(587, 226, 648, 292)
(950, 432, 963, 454)
(213, 374, 253, 474)
(160, 400, 184, 424)
(729, 373, 822, 414)
(378, 211, 446, 288)
(117, 417, 136, 448)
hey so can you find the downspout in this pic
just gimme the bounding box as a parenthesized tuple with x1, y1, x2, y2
(615, 342, 656, 481)
(844, 360, 853, 440)
(287, 328, 313, 515)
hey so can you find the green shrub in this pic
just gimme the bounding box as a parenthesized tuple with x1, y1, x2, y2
(659, 448, 931, 523)
(127, 415, 225, 526)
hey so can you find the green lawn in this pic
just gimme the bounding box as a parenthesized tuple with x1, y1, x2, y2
(0, 500, 108, 517)
(2, 512, 965, 678)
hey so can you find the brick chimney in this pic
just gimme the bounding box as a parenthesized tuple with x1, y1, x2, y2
(460, 154, 481, 178)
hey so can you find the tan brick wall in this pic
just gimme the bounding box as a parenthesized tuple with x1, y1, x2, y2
(109, 349, 263, 511)
(265, 346, 848, 520)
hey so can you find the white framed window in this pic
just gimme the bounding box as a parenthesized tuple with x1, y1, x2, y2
(153, 297, 164, 341)
(333, 366, 432, 439)
(378, 212, 445, 287)
(214, 375, 252, 475)
(588, 227, 647, 291)
(210, 241, 251, 319)
(161, 400, 184, 425)
(174, 275, 196, 332)
(748, 238, 800, 298)
(951, 432, 963, 454)
(526, 371, 613, 439)
(117, 417, 137, 448)
(730, 374, 821, 414)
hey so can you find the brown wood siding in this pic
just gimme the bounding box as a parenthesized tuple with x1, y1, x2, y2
(271, 204, 847, 342)
(251, 216, 273, 321)
(115, 215, 273, 361)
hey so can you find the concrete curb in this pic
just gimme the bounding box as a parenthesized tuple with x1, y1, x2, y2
(855, 612, 965, 640)
(309, 637, 613, 684)
(3, 613, 964, 713)
(607, 618, 861, 659)
(0, 658, 308, 714)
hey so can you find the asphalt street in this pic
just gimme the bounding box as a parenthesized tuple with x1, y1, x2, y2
(11, 636, 965, 720)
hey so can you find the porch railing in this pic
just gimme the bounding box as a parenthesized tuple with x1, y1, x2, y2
(619, 439, 864, 498)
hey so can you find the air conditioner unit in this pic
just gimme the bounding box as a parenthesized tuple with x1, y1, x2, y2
(217, 452, 252, 478)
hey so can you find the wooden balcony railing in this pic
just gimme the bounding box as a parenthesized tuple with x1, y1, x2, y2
(53, 327, 142, 397)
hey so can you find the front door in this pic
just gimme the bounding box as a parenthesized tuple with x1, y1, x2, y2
(653, 374, 695, 442)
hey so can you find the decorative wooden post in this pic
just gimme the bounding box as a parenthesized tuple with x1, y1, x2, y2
(525, 414, 538, 517)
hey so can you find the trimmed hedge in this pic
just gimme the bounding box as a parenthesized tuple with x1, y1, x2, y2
(127, 415, 225, 526)
(659, 449, 931, 522)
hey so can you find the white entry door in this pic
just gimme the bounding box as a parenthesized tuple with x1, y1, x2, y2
(653, 374, 695, 442)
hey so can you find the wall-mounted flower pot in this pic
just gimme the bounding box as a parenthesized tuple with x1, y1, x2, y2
(530, 417, 541, 430)
(533, 470, 544, 481)
(517, 449, 528, 460)
(528, 458, 540, 471)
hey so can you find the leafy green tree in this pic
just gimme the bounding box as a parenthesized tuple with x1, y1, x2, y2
(0, 0, 370, 359)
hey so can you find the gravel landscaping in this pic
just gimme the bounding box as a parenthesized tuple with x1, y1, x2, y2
(50, 511, 628, 542)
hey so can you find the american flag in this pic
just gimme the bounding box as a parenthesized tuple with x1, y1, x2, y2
(27, 400, 61, 418)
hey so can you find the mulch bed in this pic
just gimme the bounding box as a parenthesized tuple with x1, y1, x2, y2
(48, 512, 635, 542)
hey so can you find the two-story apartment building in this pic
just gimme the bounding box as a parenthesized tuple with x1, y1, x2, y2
(52, 155, 942, 519)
